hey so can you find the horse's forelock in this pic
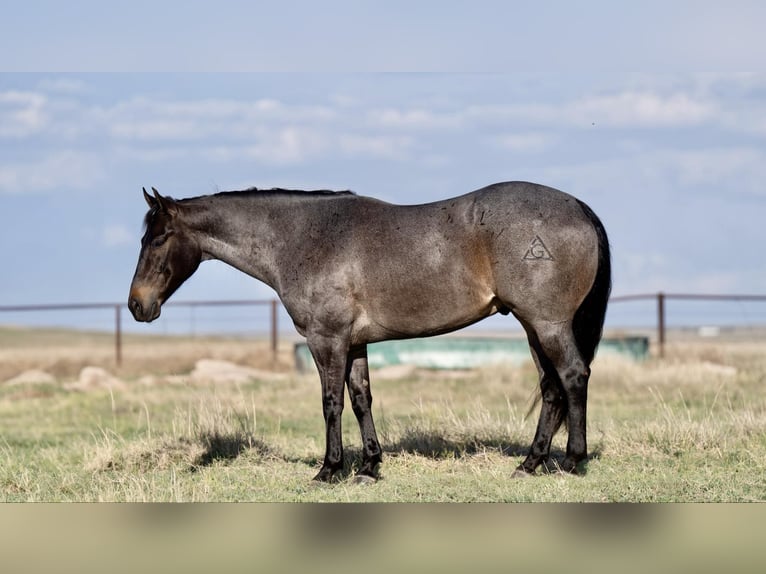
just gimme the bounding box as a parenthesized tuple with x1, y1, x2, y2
(143, 194, 179, 230)
(142, 207, 157, 230)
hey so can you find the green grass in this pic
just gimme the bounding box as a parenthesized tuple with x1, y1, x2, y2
(1, 338, 765, 501)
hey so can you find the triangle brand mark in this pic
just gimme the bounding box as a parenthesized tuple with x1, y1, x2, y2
(523, 235, 554, 261)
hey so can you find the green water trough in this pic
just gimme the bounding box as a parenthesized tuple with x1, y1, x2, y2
(294, 335, 649, 373)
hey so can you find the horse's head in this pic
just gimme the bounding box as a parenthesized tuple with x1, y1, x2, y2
(128, 187, 202, 322)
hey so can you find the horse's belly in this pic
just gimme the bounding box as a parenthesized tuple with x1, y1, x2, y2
(353, 281, 496, 344)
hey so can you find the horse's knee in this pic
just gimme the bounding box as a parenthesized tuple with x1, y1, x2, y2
(559, 363, 589, 395)
(322, 391, 344, 421)
(540, 380, 564, 406)
(348, 374, 371, 405)
(349, 390, 371, 417)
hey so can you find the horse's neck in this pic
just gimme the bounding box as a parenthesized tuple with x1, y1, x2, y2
(183, 196, 282, 290)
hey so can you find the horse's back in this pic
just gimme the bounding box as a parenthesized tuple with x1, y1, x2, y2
(341, 182, 601, 340)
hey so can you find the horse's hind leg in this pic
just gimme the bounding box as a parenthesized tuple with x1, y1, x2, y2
(346, 346, 382, 482)
(517, 320, 590, 475)
(513, 332, 567, 476)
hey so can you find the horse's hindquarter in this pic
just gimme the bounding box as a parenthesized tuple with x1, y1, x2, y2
(477, 183, 600, 324)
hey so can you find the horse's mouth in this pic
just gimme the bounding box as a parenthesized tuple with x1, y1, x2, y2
(128, 297, 162, 322)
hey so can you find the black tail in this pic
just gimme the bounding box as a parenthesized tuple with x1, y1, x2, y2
(572, 199, 611, 366)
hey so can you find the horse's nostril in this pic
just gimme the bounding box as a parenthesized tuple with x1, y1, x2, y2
(129, 298, 142, 316)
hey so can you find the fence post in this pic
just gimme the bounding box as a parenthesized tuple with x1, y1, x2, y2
(115, 304, 122, 367)
(270, 299, 278, 360)
(657, 292, 665, 358)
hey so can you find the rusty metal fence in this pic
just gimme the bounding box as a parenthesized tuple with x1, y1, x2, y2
(609, 292, 766, 357)
(0, 299, 280, 366)
(2, 292, 766, 365)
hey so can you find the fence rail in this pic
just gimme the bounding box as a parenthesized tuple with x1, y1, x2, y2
(2, 292, 766, 365)
(0, 299, 280, 366)
(608, 292, 766, 357)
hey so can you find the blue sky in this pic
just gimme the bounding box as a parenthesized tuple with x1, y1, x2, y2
(3, 1, 765, 72)
(0, 3, 764, 333)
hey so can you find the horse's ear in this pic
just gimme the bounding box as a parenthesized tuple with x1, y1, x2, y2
(151, 187, 178, 215)
(142, 187, 157, 209)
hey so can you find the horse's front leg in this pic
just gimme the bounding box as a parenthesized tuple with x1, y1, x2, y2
(307, 333, 350, 482)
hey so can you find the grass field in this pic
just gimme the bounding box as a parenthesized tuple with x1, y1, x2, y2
(1, 326, 765, 502)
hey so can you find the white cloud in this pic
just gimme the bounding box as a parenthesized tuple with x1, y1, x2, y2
(110, 118, 200, 141)
(237, 128, 416, 165)
(670, 147, 766, 191)
(467, 90, 717, 129)
(353, 90, 720, 155)
(0, 151, 105, 194)
(0, 91, 48, 137)
(37, 77, 89, 95)
(338, 133, 414, 160)
(572, 92, 716, 127)
(368, 107, 462, 130)
(0, 78, 760, 198)
(243, 126, 328, 165)
(112, 145, 192, 163)
(110, 131, 417, 167)
(102, 97, 337, 142)
(539, 146, 766, 198)
(357, 88, 718, 137)
(492, 132, 556, 153)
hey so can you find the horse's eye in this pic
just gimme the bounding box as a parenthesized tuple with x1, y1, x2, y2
(151, 234, 168, 248)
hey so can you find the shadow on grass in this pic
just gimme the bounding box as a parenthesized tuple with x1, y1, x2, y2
(186, 428, 601, 478)
(191, 431, 275, 470)
(288, 437, 533, 483)
(385, 431, 529, 459)
(381, 428, 602, 477)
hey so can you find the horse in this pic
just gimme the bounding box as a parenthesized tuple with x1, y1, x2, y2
(128, 181, 611, 482)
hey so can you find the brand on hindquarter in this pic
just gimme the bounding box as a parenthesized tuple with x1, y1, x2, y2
(522, 235, 554, 261)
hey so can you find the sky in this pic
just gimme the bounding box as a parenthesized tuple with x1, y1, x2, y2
(0, 2, 765, 334)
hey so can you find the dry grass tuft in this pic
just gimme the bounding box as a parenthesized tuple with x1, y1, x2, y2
(86, 396, 272, 474)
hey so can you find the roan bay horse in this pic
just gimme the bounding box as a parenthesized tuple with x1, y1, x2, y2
(128, 181, 611, 482)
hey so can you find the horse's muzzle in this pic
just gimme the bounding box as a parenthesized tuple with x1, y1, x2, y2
(128, 295, 161, 322)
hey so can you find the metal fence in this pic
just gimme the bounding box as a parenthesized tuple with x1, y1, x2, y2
(0, 299, 280, 366)
(2, 292, 766, 365)
(609, 292, 766, 357)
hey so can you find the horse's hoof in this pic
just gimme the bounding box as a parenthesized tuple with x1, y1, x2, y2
(312, 467, 340, 483)
(352, 474, 377, 485)
(511, 467, 534, 479)
(557, 458, 583, 475)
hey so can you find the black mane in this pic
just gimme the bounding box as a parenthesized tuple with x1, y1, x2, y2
(213, 187, 356, 199)
(144, 187, 357, 227)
